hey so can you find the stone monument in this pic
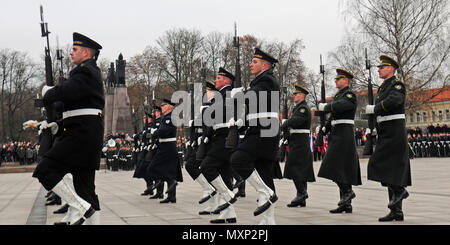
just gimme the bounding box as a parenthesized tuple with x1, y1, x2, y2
(104, 54, 133, 136)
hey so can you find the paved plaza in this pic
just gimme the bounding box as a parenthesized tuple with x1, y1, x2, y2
(1, 157, 450, 225)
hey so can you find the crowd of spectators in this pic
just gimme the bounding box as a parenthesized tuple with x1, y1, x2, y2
(0, 142, 39, 167)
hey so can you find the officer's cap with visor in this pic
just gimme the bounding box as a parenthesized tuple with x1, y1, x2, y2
(253, 47, 278, 66)
(377, 55, 399, 69)
(293, 84, 310, 95)
(217, 67, 235, 81)
(73, 32, 102, 60)
(335, 68, 354, 80)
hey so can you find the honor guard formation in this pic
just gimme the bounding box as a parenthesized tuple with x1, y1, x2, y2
(19, 27, 449, 225)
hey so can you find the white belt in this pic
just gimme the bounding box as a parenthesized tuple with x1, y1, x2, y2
(213, 122, 231, 130)
(239, 135, 245, 139)
(63, 108, 102, 119)
(331, 119, 354, 126)
(247, 112, 279, 120)
(290, 129, 310, 134)
(376, 114, 405, 123)
(159, 137, 177, 143)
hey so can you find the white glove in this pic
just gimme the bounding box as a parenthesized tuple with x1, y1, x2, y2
(185, 141, 190, 148)
(151, 128, 157, 134)
(228, 118, 235, 127)
(372, 128, 377, 136)
(322, 127, 326, 133)
(102, 147, 108, 153)
(365, 105, 375, 114)
(204, 137, 209, 144)
(23, 120, 40, 130)
(283, 139, 289, 145)
(318, 103, 327, 111)
(38, 121, 58, 135)
(279, 139, 284, 147)
(152, 144, 158, 150)
(41, 85, 54, 97)
(198, 136, 203, 146)
(315, 126, 321, 134)
(235, 119, 244, 128)
(365, 128, 371, 135)
(230, 87, 244, 98)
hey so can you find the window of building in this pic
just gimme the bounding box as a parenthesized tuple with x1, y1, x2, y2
(409, 113, 414, 123)
(423, 112, 427, 122)
(438, 110, 443, 121)
(432, 111, 436, 121)
(446, 109, 449, 120)
(416, 112, 421, 123)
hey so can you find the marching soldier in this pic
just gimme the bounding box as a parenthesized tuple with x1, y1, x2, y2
(185, 82, 220, 216)
(317, 68, 362, 214)
(280, 84, 315, 208)
(365, 55, 412, 222)
(230, 48, 280, 225)
(200, 69, 237, 224)
(146, 99, 183, 203)
(32, 32, 103, 225)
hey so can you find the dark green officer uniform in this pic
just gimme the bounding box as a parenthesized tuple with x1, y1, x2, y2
(281, 84, 315, 208)
(367, 55, 411, 222)
(318, 69, 361, 214)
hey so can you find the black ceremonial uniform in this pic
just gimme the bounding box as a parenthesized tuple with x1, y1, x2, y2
(282, 99, 315, 207)
(201, 85, 233, 186)
(146, 111, 183, 202)
(231, 68, 280, 182)
(33, 57, 104, 211)
(230, 48, 280, 225)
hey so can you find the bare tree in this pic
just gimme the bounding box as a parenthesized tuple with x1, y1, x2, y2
(157, 28, 204, 91)
(0, 49, 39, 141)
(333, 0, 450, 108)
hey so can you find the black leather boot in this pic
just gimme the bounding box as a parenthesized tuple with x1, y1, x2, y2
(160, 181, 176, 203)
(53, 203, 69, 214)
(46, 195, 62, 206)
(337, 183, 355, 206)
(150, 182, 164, 199)
(329, 204, 352, 213)
(288, 181, 308, 207)
(388, 186, 408, 209)
(379, 202, 404, 222)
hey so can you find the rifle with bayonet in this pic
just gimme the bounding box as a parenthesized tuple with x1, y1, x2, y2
(36, 5, 57, 157)
(363, 48, 376, 155)
(56, 36, 65, 83)
(278, 86, 289, 162)
(144, 91, 157, 161)
(225, 22, 242, 149)
(196, 64, 208, 161)
(314, 55, 326, 151)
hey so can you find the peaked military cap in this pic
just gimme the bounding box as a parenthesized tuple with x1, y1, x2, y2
(378, 55, 399, 69)
(205, 81, 217, 91)
(153, 105, 162, 112)
(293, 84, 309, 95)
(73, 32, 102, 50)
(161, 98, 176, 107)
(217, 67, 235, 81)
(335, 68, 354, 80)
(253, 47, 278, 64)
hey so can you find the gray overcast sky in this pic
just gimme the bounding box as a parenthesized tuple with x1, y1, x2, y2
(1, 0, 346, 73)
